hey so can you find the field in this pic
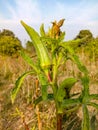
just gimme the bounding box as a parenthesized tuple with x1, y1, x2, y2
(0, 21, 98, 130)
(0, 51, 98, 130)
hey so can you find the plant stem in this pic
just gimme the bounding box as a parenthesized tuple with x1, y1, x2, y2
(57, 113, 62, 130)
(23, 117, 30, 130)
(35, 78, 42, 130)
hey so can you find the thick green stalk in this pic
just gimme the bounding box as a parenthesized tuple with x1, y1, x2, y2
(82, 104, 90, 130)
(52, 49, 63, 130)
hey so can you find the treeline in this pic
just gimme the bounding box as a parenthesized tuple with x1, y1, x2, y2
(0, 29, 98, 60)
(65, 30, 98, 61)
(0, 29, 22, 56)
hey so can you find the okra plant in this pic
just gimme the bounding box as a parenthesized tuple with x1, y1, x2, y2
(11, 19, 98, 130)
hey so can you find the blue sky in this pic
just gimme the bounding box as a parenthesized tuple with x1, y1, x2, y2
(0, 0, 98, 46)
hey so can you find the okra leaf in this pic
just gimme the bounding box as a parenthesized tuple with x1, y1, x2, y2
(11, 71, 34, 104)
(82, 104, 90, 130)
(40, 24, 45, 37)
(70, 92, 80, 97)
(62, 98, 80, 108)
(71, 54, 88, 74)
(89, 94, 98, 100)
(60, 44, 88, 75)
(60, 78, 77, 89)
(87, 102, 98, 110)
(56, 78, 77, 102)
(20, 51, 39, 73)
(33, 93, 54, 106)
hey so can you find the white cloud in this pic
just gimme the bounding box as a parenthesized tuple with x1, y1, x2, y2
(0, 0, 98, 45)
(3, 0, 42, 24)
(46, 1, 98, 40)
(0, 0, 43, 46)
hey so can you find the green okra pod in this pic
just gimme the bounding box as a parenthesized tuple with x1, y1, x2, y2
(21, 21, 51, 69)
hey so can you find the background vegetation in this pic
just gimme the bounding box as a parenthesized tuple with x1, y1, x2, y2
(0, 27, 98, 130)
(0, 29, 22, 56)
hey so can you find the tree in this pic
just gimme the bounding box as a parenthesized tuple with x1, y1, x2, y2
(74, 30, 94, 46)
(0, 29, 23, 56)
(25, 40, 35, 54)
(0, 29, 15, 37)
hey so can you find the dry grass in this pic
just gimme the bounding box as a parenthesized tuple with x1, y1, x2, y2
(0, 54, 98, 130)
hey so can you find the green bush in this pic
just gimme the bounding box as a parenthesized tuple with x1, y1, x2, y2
(0, 29, 22, 56)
